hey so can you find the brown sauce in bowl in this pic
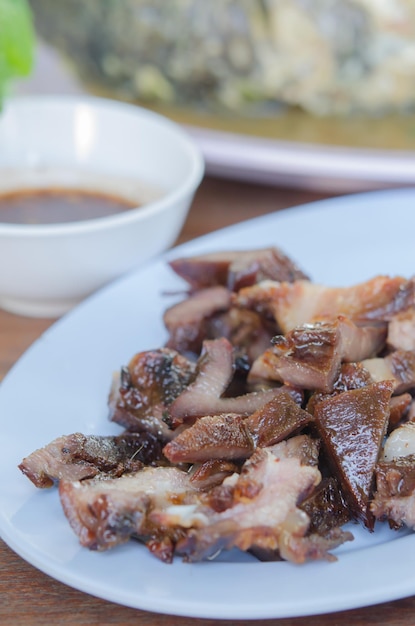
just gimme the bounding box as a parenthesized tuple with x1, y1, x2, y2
(0, 188, 139, 224)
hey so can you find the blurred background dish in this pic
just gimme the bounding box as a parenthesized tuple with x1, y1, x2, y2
(21, 0, 415, 191)
(28, 0, 415, 117)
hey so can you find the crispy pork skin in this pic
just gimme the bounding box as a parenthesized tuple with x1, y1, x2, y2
(249, 317, 386, 393)
(234, 276, 415, 333)
(18, 432, 161, 488)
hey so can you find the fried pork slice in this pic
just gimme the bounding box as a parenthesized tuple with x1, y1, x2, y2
(165, 390, 314, 466)
(165, 290, 276, 363)
(59, 436, 351, 563)
(362, 350, 415, 395)
(387, 308, 415, 351)
(300, 477, 351, 536)
(331, 362, 374, 392)
(169, 337, 301, 428)
(158, 436, 352, 564)
(249, 317, 386, 393)
(18, 432, 161, 488)
(371, 456, 415, 530)
(164, 392, 314, 465)
(306, 364, 410, 431)
(388, 394, 412, 430)
(246, 391, 314, 448)
(109, 348, 196, 439)
(189, 460, 240, 490)
(169, 247, 308, 291)
(164, 414, 254, 464)
(59, 466, 199, 553)
(312, 381, 394, 529)
(234, 276, 415, 334)
(306, 363, 374, 416)
(163, 286, 231, 355)
(207, 308, 277, 366)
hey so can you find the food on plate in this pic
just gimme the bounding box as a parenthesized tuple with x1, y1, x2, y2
(31, 0, 415, 116)
(19, 246, 415, 565)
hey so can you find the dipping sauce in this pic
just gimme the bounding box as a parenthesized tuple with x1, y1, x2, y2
(0, 188, 139, 224)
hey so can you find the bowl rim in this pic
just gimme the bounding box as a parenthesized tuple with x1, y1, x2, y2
(0, 94, 205, 237)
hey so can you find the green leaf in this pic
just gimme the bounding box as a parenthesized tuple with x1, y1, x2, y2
(0, 0, 34, 89)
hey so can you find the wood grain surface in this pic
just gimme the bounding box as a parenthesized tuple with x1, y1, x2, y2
(1, 176, 414, 626)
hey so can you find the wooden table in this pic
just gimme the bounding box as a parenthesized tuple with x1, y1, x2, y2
(1, 176, 414, 626)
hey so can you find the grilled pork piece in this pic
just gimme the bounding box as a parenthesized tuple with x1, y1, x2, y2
(18, 432, 161, 488)
(189, 459, 240, 489)
(164, 414, 255, 464)
(246, 391, 314, 448)
(206, 307, 277, 366)
(109, 348, 196, 438)
(59, 466, 199, 554)
(164, 391, 314, 465)
(300, 477, 351, 536)
(165, 291, 276, 363)
(234, 276, 415, 333)
(168, 436, 352, 563)
(169, 247, 308, 291)
(387, 308, 415, 351)
(371, 456, 415, 530)
(362, 350, 415, 395)
(312, 380, 394, 529)
(22, 251, 415, 567)
(388, 394, 412, 430)
(306, 362, 374, 416)
(249, 316, 386, 393)
(58, 435, 352, 563)
(164, 286, 231, 355)
(307, 364, 410, 430)
(331, 362, 374, 392)
(169, 337, 302, 428)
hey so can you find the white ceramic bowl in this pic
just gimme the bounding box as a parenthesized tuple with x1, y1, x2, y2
(0, 95, 204, 317)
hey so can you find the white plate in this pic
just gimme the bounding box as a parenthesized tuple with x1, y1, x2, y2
(1, 188, 415, 619)
(187, 126, 415, 193)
